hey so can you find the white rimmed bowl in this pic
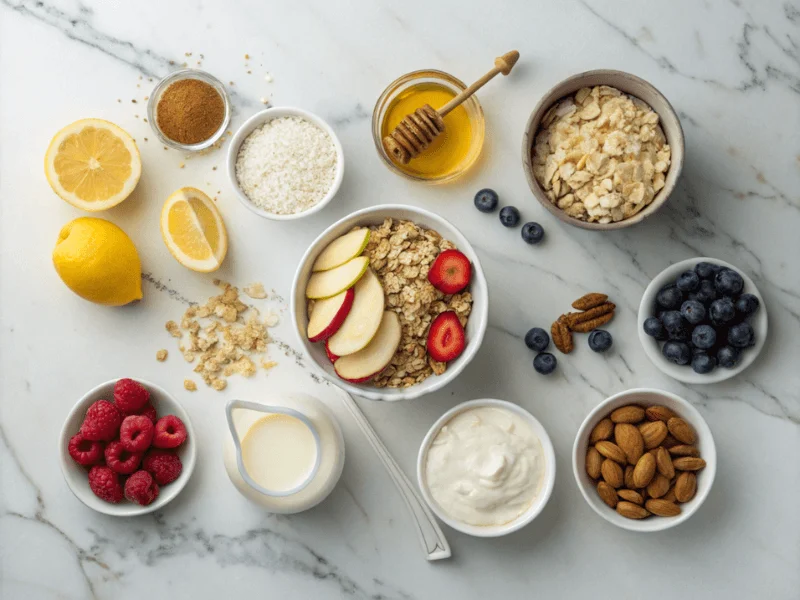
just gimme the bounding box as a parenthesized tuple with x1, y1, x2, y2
(58, 378, 197, 517)
(573, 388, 716, 532)
(290, 204, 489, 402)
(638, 257, 768, 384)
(417, 399, 556, 537)
(227, 107, 344, 221)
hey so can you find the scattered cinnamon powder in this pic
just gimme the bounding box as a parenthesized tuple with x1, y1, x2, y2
(156, 78, 225, 145)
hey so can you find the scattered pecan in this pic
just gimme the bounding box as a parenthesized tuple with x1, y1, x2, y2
(551, 317, 574, 354)
(565, 302, 616, 329)
(571, 293, 609, 311)
(571, 310, 614, 333)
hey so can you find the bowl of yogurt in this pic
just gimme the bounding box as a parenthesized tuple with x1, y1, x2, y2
(417, 399, 556, 537)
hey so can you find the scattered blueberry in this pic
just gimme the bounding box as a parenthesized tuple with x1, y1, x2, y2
(691, 324, 717, 350)
(656, 284, 684, 310)
(680, 300, 706, 325)
(474, 188, 499, 213)
(643, 316, 667, 341)
(521, 222, 545, 244)
(499, 206, 521, 227)
(728, 322, 755, 348)
(689, 279, 717, 306)
(694, 262, 720, 280)
(709, 297, 736, 326)
(524, 327, 550, 352)
(691, 353, 716, 374)
(735, 293, 760, 317)
(717, 345, 741, 369)
(662, 341, 692, 365)
(588, 330, 613, 352)
(715, 269, 744, 296)
(533, 352, 557, 375)
(676, 270, 701, 293)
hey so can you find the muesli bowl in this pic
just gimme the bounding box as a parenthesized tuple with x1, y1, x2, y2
(290, 204, 489, 402)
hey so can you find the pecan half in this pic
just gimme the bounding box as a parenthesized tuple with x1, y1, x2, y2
(565, 302, 616, 329)
(572, 293, 609, 311)
(571, 310, 614, 332)
(551, 317, 574, 353)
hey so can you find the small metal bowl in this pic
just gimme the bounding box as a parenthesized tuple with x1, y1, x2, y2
(147, 69, 231, 152)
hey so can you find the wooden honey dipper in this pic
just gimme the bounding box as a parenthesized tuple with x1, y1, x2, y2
(382, 50, 520, 165)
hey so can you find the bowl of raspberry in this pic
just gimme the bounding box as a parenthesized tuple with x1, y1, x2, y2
(58, 378, 196, 516)
(638, 258, 768, 384)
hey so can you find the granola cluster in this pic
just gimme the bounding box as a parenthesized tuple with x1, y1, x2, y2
(363, 219, 472, 388)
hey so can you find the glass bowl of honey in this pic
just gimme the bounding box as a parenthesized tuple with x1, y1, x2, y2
(372, 70, 485, 184)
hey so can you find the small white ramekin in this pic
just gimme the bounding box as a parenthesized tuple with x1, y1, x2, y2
(417, 399, 556, 537)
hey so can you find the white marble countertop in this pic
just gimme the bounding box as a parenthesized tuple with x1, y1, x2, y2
(1, 1, 799, 598)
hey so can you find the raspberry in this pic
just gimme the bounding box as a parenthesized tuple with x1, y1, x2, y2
(138, 403, 158, 423)
(119, 415, 154, 453)
(67, 433, 104, 466)
(143, 449, 182, 485)
(114, 378, 150, 413)
(80, 400, 122, 442)
(124, 470, 159, 506)
(153, 415, 188, 449)
(88, 465, 123, 503)
(104, 440, 142, 474)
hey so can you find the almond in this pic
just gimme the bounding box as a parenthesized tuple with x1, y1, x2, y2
(610, 405, 645, 424)
(597, 481, 618, 508)
(674, 472, 697, 503)
(616, 501, 649, 519)
(662, 485, 678, 503)
(669, 444, 700, 457)
(617, 489, 644, 505)
(571, 293, 608, 311)
(645, 405, 677, 422)
(646, 473, 671, 499)
(601, 458, 624, 488)
(586, 447, 603, 479)
(614, 423, 644, 464)
(632, 453, 656, 488)
(589, 418, 614, 443)
(661, 434, 680, 449)
(667, 417, 696, 445)
(655, 447, 675, 479)
(595, 440, 627, 464)
(645, 499, 681, 517)
(624, 465, 636, 489)
(639, 420, 668, 449)
(673, 457, 706, 471)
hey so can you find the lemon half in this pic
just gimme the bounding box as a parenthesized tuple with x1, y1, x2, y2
(160, 187, 228, 272)
(45, 118, 141, 211)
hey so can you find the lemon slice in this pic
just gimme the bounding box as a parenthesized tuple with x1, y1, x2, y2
(45, 118, 141, 211)
(161, 187, 228, 272)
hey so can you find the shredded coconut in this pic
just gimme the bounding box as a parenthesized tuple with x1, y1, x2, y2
(235, 116, 337, 215)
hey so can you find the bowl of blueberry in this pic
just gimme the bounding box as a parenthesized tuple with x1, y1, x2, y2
(638, 258, 767, 383)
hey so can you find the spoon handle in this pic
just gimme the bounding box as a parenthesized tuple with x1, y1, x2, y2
(336, 389, 451, 561)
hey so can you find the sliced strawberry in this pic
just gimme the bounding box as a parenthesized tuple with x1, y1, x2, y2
(324, 340, 340, 363)
(427, 249, 471, 294)
(427, 311, 466, 362)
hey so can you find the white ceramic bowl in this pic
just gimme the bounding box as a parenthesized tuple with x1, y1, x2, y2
(226, 107, 344, 221)
(290, 204, 489, 402)
(58, 378, 197, 517)
(572, 388, 716, 532)
(638, 257, 768, 384)
(417, 399, 556, 537)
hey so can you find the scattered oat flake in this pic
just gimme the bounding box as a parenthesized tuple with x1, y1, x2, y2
(184, 379, 198, 391)
(260, 97, 268, 104)
(244, 53, 250, 59)
(264, 73, 273, 82)
(243, 283, 268, 299)
(156, 349, 168, 361)
(166, 321, 182, 338)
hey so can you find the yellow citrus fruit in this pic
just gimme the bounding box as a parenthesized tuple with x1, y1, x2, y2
(45, 118, 142, 211)
(160, 187, 228, 272)
(53, 217, 143, 306)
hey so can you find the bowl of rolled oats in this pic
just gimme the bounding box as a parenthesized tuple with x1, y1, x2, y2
(291, 204, 489, 401)
(523, 70, 684, 230)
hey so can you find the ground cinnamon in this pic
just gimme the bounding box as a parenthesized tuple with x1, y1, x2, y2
(156, 78, 224, 145)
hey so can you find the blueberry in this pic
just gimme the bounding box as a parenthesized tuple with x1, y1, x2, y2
(662, 341, 692, 365)
(474, 188, 499, 213)
(588, 329, 613, 352)
(680, 300, 706, 325)
(709, 297, 736, 326)
(676, 270, 700, 293)
(661, 310, 688, 340)
(691, 324, 717, 350)
(715, 268, 744, 297)
(717, 345, 741, 369)
(694, 262, 720, 280)
(735, 293, 760, 317)
(689, 279, 717, 306)
(521, 222, 545, 244)
(533, 352, 557, 374)
(643, 316, 667, 341)
(656, 284, 684, 310)
(728, 322, 755, 348)
(499, 206, 521, 227)
(524, 327, 550, 352)
(692, 353, 716, 374)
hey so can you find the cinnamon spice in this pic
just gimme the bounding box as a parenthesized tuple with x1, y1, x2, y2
(156, 78, 224, 145)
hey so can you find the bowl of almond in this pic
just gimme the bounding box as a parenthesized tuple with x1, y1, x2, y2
(572, 388, 716, 532)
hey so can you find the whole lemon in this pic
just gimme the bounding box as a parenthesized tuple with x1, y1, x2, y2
(53, 217, 143, 306)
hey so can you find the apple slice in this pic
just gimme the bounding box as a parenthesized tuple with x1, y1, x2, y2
(312, 228, 371, 272)
(305, 256, 369, 299)
(335, 311, 401, 383)
(307, 288, 355, 342)
(327, 268, 385, 357)
(324, 341, 340, 363)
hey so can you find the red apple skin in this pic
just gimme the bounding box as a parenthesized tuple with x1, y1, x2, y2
(324, 341, 340, 363)
(308, 287, 355, 343)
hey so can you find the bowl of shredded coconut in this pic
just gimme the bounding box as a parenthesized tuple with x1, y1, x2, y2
(228, 107, 344, 220)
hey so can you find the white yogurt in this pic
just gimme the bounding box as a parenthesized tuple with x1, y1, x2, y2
(424, 405, 546, 527)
